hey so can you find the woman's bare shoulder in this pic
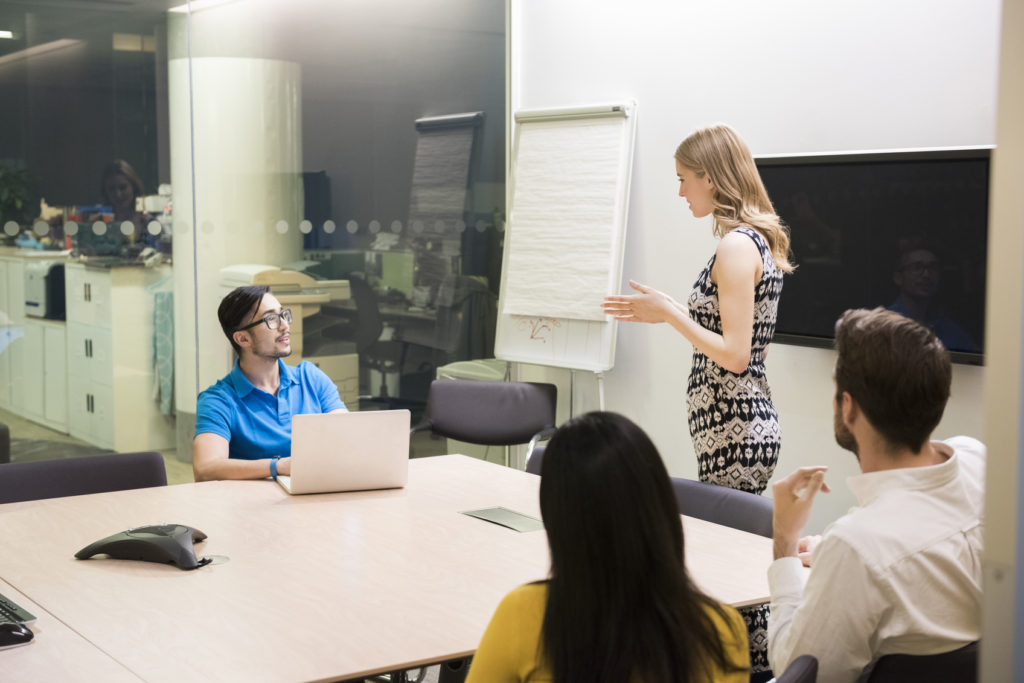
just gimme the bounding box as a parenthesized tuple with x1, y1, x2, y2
(715, 228, 761, 262)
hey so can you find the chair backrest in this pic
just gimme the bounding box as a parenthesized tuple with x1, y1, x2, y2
(0, 451, 167, 504)
(866, 641, 978, 683)
(432, 275, 497, 359)
(426, 379, 556, 446)
(347, 275, 385, 354)
(670, 477, 773, 538)
(776, 654, 818, 683)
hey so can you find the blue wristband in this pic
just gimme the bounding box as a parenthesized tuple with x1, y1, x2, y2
(270, 456, 280, 480)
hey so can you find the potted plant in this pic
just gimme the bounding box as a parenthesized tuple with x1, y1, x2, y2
(0, 164, 40, 239)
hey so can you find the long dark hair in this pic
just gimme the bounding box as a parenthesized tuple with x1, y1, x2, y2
(538, 412, 746, 683)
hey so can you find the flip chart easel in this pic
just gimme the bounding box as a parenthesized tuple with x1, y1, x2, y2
(495, 101, 637, 409)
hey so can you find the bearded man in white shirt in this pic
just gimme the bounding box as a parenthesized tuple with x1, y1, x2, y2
(767, 307, 984, 682)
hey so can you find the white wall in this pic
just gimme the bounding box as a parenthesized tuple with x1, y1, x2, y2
(980, 1, 1024, 679)
(510, 0, 1000, 534)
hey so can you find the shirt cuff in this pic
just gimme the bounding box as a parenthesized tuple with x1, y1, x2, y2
(768, 556, 807, 598)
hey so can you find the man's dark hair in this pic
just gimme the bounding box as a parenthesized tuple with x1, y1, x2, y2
(218, 285, 269, 355)
(834, 307, 951, 453)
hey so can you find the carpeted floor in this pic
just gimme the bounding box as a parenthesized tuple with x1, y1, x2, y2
(10, 438, 113, 463)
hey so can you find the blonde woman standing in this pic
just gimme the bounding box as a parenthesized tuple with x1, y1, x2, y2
(603, 124, 792, 675)
(603, 123, 791, 495)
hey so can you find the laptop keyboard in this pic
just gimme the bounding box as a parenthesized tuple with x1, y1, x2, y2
(0, 592, 37, 624)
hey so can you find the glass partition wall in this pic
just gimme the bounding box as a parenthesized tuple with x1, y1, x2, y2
(0, 0, 506, 479)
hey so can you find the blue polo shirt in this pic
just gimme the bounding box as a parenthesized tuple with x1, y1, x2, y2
(195, 358, 345, 460)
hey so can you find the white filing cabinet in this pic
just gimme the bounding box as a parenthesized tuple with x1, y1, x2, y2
(0, 254, 68, 432)
(65, 263, 174, 451)
(0, 255, 26, 411)
(304, 353, 359, 410)
(19, 318, 68, 431)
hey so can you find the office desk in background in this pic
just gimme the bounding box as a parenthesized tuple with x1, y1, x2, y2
(0, 455, 773, 682)
(328, 298, 439, 326)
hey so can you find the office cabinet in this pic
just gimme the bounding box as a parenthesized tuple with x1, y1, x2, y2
(67, 373, 114, 447)
(64, 264, 112, 327)
(0, 256, 25, 411)
(43, 321, 68, 428)
(20, 320, 44, 422)
(305, 352, 359, 409)
(18, 318, 68, 432)
(64, 263, 174, 451)
(0, 255, 67, 432)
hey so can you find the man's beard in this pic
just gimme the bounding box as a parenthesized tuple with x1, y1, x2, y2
(255, 340, 292, 360)
(834, 407, 859, 458)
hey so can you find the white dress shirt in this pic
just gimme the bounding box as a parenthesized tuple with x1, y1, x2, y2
(767, 436, 985, 683)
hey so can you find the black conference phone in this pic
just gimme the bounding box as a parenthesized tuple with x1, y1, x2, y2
(75, 524, 211, 570)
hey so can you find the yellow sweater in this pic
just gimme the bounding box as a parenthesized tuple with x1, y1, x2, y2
(466, 583, 750, 683)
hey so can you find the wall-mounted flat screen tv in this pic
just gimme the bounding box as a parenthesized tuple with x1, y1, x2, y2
(756, 147, 990, 365)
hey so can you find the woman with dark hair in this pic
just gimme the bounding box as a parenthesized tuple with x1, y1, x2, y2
(466, 412, 749, 683)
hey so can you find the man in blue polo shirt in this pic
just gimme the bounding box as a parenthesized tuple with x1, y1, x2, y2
(193, 285, 347, 481)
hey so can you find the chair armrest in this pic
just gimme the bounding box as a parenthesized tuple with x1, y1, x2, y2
(410, 420, 434, 436)
(533, 427, 556, 442)
(526, 427, 557, 457)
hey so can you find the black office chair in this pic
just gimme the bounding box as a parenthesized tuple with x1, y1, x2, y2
(321, 275, 408, 401)
(0, 451, 167, 504)
(429, 275, 497, 363)
(670, 477, 773, 538)
(776, 654, 818, 683)
(411, 379, 557, 464)
(866, 641, 978, 683)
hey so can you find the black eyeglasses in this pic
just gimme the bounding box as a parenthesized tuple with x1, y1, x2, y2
(235, 308, 292, 333)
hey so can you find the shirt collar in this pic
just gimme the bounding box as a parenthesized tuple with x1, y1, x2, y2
(227, 358, 297, 397)
(846, 441, 959, 507)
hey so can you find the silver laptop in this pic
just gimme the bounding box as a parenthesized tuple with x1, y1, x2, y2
(277, 410, 411, 495)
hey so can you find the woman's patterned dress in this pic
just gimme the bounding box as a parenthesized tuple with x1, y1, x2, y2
(686, 226, 783, 673)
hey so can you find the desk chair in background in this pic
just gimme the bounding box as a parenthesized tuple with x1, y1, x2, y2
(428, 275, 497, 363)
(394, 274, 498, 387)
(411, 379, 556, 466)
(670, 477, 773, 538)
(0, 451, 167, 504)
(320, 275, 409, 402)
(347, 275, 407, 401)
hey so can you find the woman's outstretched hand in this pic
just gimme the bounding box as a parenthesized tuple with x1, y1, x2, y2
(601, 280, 675, 323)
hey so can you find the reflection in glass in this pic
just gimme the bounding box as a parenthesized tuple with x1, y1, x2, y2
(0, 0, 506, 475)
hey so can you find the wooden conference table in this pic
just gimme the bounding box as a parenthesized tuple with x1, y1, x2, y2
(0, 455, 773, 682)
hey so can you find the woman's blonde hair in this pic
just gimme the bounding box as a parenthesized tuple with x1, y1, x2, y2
(675, 124, 794, 273)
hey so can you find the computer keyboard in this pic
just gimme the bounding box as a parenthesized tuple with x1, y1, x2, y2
(0, 592, 36, 624)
